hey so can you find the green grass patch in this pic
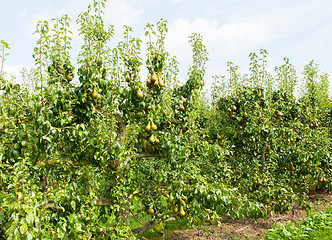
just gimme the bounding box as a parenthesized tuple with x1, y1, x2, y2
(264, 206, 332, 240)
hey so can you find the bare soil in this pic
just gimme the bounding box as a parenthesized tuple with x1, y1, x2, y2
(145, 190, 332, 240)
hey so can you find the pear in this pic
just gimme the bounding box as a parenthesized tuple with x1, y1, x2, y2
(172, 206, 179, 214)
(147, 208, 154, 215)
(217, 134, 222, 140)
(147, 76, 151, 85)
(179, 105, 185, 112)
(231, 105, 237, 111)
(151, 120, 157, 130)
(145, 121, 151, 132)
(153, 79, 159, 86)
(151, 72, 158, 82)
(155, 138, 160, 144)
(158, 77, 165, 87)
(181, 95, 187, 103)
(153, 221, 163, 233)
(125, 73, 131, 83)
(168, 193, 174, 204)
(66, 73, 74, 81)
(143, 141, 147, 150)
(92, 90, 99, 99)
(136, 88, 143, 98)
(258, 91, 262, 98)
(179, 206, 185, 217)
(149, 134, 155, 143)
(179, 129, 183, 136)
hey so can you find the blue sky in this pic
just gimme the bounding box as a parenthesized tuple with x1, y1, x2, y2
(1, 0, 331, 89)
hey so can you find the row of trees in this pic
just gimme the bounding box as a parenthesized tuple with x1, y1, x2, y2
(1, 1, 331, 239)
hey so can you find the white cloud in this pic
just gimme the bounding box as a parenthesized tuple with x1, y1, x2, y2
(167, 17, 276, 58)
(103, 1, 142, 27)
(169, 0, 193, 2)
(2, 64, 30, 84)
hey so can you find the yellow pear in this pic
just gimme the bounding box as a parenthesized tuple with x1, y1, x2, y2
(181, 95, 187, 103)
(151, 72, 158, 82)
(92, 90, 99, 99)
(179, 105, 185, 112)
(158, 77, 165, 87)
(153, 79, 159, 86)
(172, 206, 178, 214)
(145, 121, 151, 132)
(148, 208, 154, 215)
(136, 88, 143, 98)
(168, 193, 174, 204)
(153, 221, 163, 233)
(148, 134, 155, 143)
(179, 206, 185, 217)
(147, 76, 151, 85)
(151, 120, 157, 130)
(66, 73, 74, 81)
(125, 73, 131, 83)
(155, 138, 160, 144)
(258, 91, 262, 98)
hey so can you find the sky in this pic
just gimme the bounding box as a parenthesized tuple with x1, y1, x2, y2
(1, 0, 332, 90)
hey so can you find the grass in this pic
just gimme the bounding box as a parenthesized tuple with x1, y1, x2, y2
(128, 196, 190, 239)
(129, 214, 189, 239)
(264, 206, 332, 240)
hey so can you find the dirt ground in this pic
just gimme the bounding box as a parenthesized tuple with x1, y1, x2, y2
(148, 190, 332, 240)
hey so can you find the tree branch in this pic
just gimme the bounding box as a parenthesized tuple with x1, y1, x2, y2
(137, 152, 164, 158)
(168, 118, 182, 124)
(131, 220, 154, 235)
(116, 113, 126, 144)
(94, 198, 113, 206)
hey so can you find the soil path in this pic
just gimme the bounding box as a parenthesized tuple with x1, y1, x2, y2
(145, 190, 332, 240)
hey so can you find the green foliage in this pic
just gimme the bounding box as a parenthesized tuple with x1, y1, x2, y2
(0, 0, 331, 239)
(265, 206, 332, 240)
